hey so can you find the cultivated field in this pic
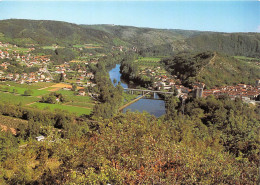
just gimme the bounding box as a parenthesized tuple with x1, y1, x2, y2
(135, 57, 163, 68)
(0, 82, 94, 116)
(58, 90, 95, 109)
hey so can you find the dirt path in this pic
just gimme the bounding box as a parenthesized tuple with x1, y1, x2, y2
(38, 87, 49, 90)
(26, 102, 37, 106)
(0, 124, 16, 135)
(63, 104, 92, 109)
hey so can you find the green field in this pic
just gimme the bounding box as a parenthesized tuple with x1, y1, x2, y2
(0, 45, 30, 52)
(0, 82, 55, 89)
(73, 44, 85, 48)
(0, 82, 94, 115)
(137, 57, 161, 62)
(31, 102, 92, 116)
(65, 102, 94, 108)
(135, 57, 163, 68)
(42, 45, 64, 50)
(234, 56, 260, 61)
(0, 85, 49, 96)
(0, 92, 39, 105)
(57, 89, 94, 109)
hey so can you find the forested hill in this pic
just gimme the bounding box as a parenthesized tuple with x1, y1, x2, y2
(186, 32, 260, 58)
(0, 19, 123, 46)
(86, 24, 260, 57)
(0, 19, 260, 57)
(162, 51, 260, 88)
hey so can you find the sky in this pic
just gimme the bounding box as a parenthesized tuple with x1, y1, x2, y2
(0, 1, 259, 32)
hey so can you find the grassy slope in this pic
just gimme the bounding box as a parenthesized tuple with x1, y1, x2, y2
(31, 102, 92, 116)
(196, 53, 260, 87)
(163, 51, 260, 88)
(0, 82, 94, 115)
(0, 115, 28, 129)
(0, 92, 39, 105)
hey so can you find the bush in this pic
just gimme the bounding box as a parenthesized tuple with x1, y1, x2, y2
(23, 89, 33, 96)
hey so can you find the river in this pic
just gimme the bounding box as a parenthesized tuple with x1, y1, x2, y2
(109, 64, 166, 117)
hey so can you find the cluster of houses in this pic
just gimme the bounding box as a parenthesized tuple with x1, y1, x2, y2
(203, 82, 260, 102)
(54, 62, 95, 83)
(0, 42, 35, 61)
(174, 81, 260, 104)
(0, 71, 52, 83)
(138, 67, 176, 89)
(0, 42, 53, 83)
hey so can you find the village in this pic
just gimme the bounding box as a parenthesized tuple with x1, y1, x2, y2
(0, 41, 97, 89)
(136, 65, 260, 104)
(0, 41, 259, 103)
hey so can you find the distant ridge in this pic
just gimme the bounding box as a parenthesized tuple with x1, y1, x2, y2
(0, 19, 260, 57)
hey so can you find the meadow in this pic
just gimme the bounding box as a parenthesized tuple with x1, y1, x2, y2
(31, 102, 92, 116)
(0, 82, 94, 116)
(42, 45, 64, 50)
(0, 91, 39, 105)
(57, 89, 94, 109)
(137, 57, 161, 62)
(0, 82, 55, 89)
(135, 57, 163, 68)
(0, 85, 49, 96)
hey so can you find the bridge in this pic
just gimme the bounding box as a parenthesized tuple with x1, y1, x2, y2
(124, 88, 174, 98)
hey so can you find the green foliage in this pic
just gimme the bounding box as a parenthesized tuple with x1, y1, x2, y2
(23, 89, 33, 96)
(120, 55, 155, 88)
(187, 32, 260, 58)
(0, 91, 38, 105)
(41, 92, 66, 104)
(0, 111, 258, 184)
(165, 95, 260, 164)
(163, 51, 260, 88)
(32, 102, 92, 116)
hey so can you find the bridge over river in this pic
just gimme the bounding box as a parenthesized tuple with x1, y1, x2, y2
(124, 88, 174, 95)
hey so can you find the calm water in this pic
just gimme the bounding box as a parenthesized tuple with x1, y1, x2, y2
(109, 64, 128, 88)
(109, 64, 165, 117)
(122, 98, 166, 118)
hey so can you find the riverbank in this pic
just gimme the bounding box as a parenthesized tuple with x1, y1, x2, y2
(109, 64, 166, 117)
(119, 92, 149, 111)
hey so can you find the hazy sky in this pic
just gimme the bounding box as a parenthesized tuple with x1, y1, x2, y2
(0, 1, 259, 32)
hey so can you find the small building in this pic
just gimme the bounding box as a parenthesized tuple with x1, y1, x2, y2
(256, 79, 260, 87)
(193, 87, 203, 98)
(36, 135, 45, 141)
(78, 90, 86, 96)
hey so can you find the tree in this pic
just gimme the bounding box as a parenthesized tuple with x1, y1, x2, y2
(113, 78, 117, 85)
(23, 89, 33, 96)
(59, 73, 65, 82)
(71, 84, 77, 91)
(12, 89, 18, 94)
